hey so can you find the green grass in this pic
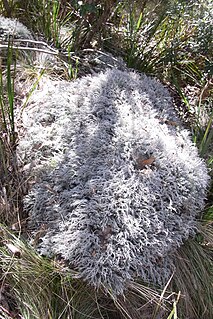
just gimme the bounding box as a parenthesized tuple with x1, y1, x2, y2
(0, 39, 15, 137)
(0, 0, 212, 318)
(0, 39, 21, 225)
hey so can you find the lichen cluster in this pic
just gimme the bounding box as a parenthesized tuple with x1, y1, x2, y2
(0, 15, 32, 40)
(20, 69, 209, 294)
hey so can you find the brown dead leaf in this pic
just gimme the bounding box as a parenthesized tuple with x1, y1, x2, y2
(159, 118, 178, 126)
(165, 120, 178, 126)
(92, 250, 96, 257)
(136, 156, 155, 170)
(98, 226, 112, 250)
(102, 225, 112, 237)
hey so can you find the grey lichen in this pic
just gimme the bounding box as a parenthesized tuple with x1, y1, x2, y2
(0, 15, 33, 40)
(0, 16, 34, 64)
(19, 69, 209, 294)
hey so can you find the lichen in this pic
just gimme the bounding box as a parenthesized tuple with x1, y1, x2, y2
(19, 69, 209, 294)
(0, 15, 32, 40)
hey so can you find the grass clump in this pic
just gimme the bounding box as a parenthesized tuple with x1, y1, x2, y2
(0, 41, 25, 226)
(0, 224, 212, 318)
(0, 225, 180, 319)
(173, 235, 213, 319)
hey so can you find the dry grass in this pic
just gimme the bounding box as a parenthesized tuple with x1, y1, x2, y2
(172, 235, 213, 318)
(0, 225, 174, 318)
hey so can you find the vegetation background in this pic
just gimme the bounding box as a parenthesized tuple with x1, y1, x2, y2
(0, 0, 212, 318)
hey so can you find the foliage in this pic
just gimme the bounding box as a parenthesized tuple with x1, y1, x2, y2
(0, 40, 25, 225)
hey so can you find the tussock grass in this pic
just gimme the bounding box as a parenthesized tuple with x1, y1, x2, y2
(0, 225, 176, 319)
(173, 236, 213, 319)
(0, 224, 212, 318)
(0, 41, 25, 226)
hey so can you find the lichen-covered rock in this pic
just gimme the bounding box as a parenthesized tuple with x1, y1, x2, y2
(19, 69, 209, 294)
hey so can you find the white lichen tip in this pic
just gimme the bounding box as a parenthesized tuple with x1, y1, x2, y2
(20, 69, 209, 294)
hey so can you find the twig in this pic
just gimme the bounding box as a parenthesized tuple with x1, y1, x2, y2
(0, 44, 79, 61)
(9, 38, 59, 53)
(0, 44, 59, 56)
(0, 43, 63, 56)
